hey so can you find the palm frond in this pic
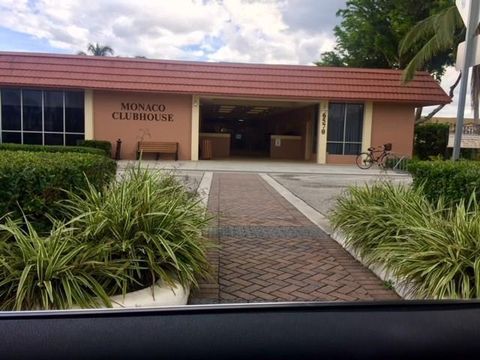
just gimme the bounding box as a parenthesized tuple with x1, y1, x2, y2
(434, 6, 463, 49)
(399, 11, 439, 56)
(402, 35, 449, 81)
(401, 5, 463, 82)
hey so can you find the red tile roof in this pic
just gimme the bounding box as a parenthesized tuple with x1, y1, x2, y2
(0, 52, 450, 106)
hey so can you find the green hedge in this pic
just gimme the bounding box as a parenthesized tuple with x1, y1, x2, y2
(0, 143, 105, 156)
(414, 123, 449, 160)
(0, 150, 116, 224)
(407, 160, 480, 204)
(77, 140, 112, 156)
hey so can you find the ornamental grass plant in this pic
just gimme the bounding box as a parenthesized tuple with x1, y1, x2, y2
(61, 166, 211, 291)
(0, 217, 131, 310)
(331, 182, 480, 299)
(0, 165, 210, 310)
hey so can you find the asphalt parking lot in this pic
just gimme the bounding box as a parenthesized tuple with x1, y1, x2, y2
(270, 173, 411, 216)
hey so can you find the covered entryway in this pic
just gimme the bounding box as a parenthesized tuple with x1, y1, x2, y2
(199, 98, 318, 161)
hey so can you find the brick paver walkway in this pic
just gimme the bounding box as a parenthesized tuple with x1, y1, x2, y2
(190, 173, 398, 303)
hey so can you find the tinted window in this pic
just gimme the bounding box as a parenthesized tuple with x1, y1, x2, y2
(327, 142, 343, 154)
(344, 143, 362, 155)
(1, 89, 21, 131)
(0, 88, 84, 145)
(65, 91, 84, 133)
(345, 104, 363, 143)
(44, 133, 64, 145)
(23, 132, 43, 145)
(327, 103, 364, 155)
(66, 134, 84, 146)
(1, 131, 21, 143)
(44, 91, 64, 132)
(22, 90, 42, 131)
(327, 103, 345, 142)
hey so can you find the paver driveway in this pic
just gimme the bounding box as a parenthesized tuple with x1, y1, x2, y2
(190, 173, 398, 303)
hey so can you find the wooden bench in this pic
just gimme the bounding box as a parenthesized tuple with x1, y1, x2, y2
(137, 141, 178, 160)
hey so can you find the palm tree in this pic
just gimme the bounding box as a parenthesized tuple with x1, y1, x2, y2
(399, 5, 480, 123)
(77, 43, 114, 56)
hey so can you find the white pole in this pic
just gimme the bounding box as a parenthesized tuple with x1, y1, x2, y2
(453, 0, 480, 160)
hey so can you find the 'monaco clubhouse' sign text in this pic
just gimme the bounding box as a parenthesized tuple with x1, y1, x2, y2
(112, 102, 174, 122)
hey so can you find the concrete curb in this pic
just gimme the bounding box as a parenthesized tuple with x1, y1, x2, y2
(117, 160, 411, 177)
(109, 281, 190, 308)
(197, 171, 213, 208)
(70, 281, 190, 309)
(260, 173, 416, 300)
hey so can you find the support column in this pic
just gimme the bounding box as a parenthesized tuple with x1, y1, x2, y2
(316, 101, 328, 164)
(304, 118, 312, 161)
(84, 90, 94, 140)
(191, 95, 200, 161)
(362, 102, 373, 152)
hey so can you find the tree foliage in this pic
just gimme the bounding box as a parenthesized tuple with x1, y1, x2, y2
(399, 2, 480, 123)
(316, 0, 453, 79)
(78, 43, 114, 56)
(413, 123, 450, 160)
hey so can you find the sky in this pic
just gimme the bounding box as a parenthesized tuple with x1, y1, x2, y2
(0, 0, 467, 118)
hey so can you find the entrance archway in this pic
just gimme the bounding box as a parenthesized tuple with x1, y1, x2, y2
(199, 97, 317, 161)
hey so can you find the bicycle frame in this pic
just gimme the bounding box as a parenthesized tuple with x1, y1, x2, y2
(367, 147, 389, 165)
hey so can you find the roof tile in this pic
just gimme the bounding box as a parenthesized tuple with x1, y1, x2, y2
(0, 52, 450, 106)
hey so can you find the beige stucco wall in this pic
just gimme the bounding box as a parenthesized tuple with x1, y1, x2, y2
(326, 154, 358, 164)
(91, 92, 415, 163)
(324, 101, 414, 164)
(93, 91, 192, 160)
(371, 102, 415, 157)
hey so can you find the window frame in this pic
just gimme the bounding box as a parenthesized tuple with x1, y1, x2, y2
(326, 102, 364, 155)
(0, 88, 85, 146)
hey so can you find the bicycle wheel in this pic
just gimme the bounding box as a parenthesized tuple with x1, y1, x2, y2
(356, 153, 373, 169)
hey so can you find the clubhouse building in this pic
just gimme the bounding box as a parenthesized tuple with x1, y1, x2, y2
(0, 52, 450, 163)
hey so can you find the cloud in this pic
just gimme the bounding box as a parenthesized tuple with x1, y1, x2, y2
(0, 0, 344, 64)
(280, 0, 346, 34)
(0, 0, 462, 116)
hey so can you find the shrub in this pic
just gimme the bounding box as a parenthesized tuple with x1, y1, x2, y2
(408, 160, 480, 204)
(0, 217, 131, 310)
(61, 166, 211, 290)
(77, 140, 112, 156)
(414, 123, 449, 160)
(0, 166, 210, 310)
(331, 182, 480, 299)
(0, 151, 116, 225)
(0, 142, 105, 156)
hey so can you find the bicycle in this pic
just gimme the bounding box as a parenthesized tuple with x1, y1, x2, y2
(356, 143, 392, 169)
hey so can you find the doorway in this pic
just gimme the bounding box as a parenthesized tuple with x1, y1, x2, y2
(199, 98, 316, 160)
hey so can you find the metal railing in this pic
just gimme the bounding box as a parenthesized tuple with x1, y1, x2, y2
(450, 124, 480, 135)
(384, 154, 410, 172)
